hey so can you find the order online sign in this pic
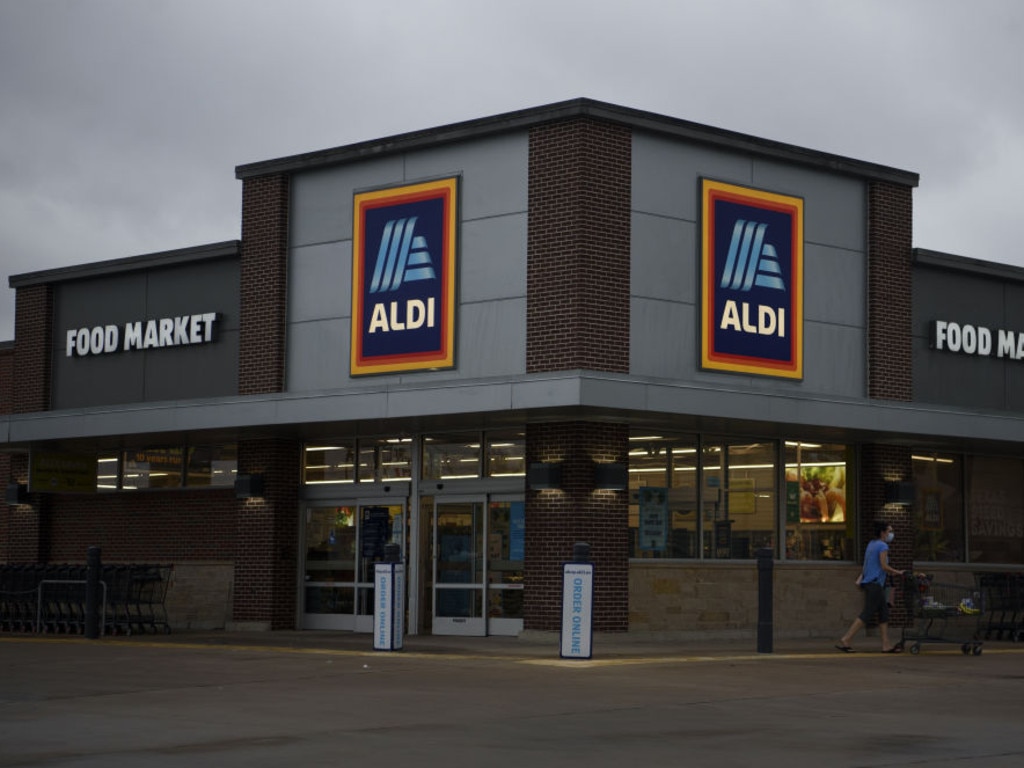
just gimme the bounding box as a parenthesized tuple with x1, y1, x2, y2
(351, 177, 458, 376)
(701, 179, 803, 379)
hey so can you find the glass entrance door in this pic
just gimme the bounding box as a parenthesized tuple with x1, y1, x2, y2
(429, 496, 525, 636)
(432, 498, 485, 636)
(302, 501, 404, 631)
(486, 499, 525, 636)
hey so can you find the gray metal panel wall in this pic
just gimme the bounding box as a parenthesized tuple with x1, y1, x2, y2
(51, 259, 240, 408)
(630, 131, 867, 399)
(913, 266, 1024, 411)
(286, 132, 528, 392)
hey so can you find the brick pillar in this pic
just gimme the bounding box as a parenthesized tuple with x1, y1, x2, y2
(524, 422, 629, 632)
(524, 116, 632, 632)
(4, 454, 45, 563)
(232, 438, 301, 629)
(866, 178, 915, 628)
(527, 117, 631, 373)
(5, 285, 53, 562)
(867, 181, 913, 401)
(0, 344, 12, 415)
(12, 284, 52, 414)
(0, 345, 11, 562)
(861, 443, 913, 626)
(239, 174, 290, 395)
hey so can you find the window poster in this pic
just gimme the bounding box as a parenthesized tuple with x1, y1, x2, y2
(638, 487, 669, 552)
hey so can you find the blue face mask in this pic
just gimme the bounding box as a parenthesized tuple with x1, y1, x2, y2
(886, 532, 895, 544)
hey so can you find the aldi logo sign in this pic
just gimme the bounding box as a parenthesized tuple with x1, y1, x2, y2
(701, 179, 803, 379)
(351, 178, 458, 376)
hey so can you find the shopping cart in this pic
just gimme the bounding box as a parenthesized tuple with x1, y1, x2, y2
(975, 572, 1023, 642)
(126, 564, 172, 634)
(900, 573, 983, 656)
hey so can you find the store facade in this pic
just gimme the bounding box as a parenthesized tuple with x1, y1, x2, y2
(3, 99, 1024, 639)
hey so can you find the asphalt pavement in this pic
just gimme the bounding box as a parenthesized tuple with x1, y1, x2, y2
(2, 630, 1024, 767)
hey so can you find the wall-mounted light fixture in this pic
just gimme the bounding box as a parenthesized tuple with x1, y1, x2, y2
(884, 480, 914, 506)
(527, 462, 562, 490)
(235, 473, 265, 499)
(594, 462, 628, 491)
(5, 483, 28, 506)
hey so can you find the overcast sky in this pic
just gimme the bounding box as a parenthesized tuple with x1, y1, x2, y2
(1, 0, 1022, 340)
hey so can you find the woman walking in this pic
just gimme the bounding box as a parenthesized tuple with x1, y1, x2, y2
(836, 521, 904, 653)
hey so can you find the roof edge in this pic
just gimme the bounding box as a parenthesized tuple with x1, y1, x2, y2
(913, 248, 1024, 283)
(234, 97, 919, 187)
(9, 240, 241, 289)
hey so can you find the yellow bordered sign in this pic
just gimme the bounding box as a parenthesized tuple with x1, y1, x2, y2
(351, 177, 458, 376)
(701, 179, 803, 379)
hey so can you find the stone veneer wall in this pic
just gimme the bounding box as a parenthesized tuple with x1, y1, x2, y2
(629, 563, 879, 639)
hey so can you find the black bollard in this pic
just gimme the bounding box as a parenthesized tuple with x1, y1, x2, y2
(85, 546, 102, 639)
(756, 547, 774, 653)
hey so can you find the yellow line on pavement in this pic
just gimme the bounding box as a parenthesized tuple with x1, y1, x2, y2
(4, 635, 1024, 665)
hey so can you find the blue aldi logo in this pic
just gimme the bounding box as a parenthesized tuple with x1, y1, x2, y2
(351, 178, 458, 376)
(701, 179, 803, 379)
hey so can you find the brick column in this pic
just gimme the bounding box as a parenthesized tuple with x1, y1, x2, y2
(524, 117, 632, 632)
(5, 285, 52, 562)
(524, 422, 629, 632)
(0, 344, 12, 415)
(865, 180, 915, 626)
(861, 443, 913, 626)
(232, 438, 301, 629)
(867, 181, 913, 401)
(12, 284, 52, 414)
(239, 174, 290, 395)
(0, 346, 11, 561)
(4, 454, 45, 563)
(527, 118, 631, 373)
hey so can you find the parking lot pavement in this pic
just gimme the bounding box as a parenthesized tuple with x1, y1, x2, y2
(2, 633, 1024, 767)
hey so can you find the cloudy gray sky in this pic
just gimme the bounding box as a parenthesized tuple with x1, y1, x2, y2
(1, 0, 1021, 340)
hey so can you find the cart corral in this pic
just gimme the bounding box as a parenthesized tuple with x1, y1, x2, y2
(0, 563, 172, 636)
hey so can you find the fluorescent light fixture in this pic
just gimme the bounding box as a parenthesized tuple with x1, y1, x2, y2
(912, 455, 954, 464)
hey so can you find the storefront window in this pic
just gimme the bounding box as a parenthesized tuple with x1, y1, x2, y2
(628, 434, 699, 558)
(100, 443, 236, 490)
(186, 444, 237, 487)
(629, 434, 855, 561)
(422, 433, 481, 480)
(122, 447, 184, 490)
(785, 442, 853, 561)
(704, 440, 776, 559)
(357, 437, 413, 482)
(97, 454, 119, 490)
(486, 432, 525, 478)
(912, 452, 964, 562)
(967, 456, 1024, 564)
(304, 443, 356, 484)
